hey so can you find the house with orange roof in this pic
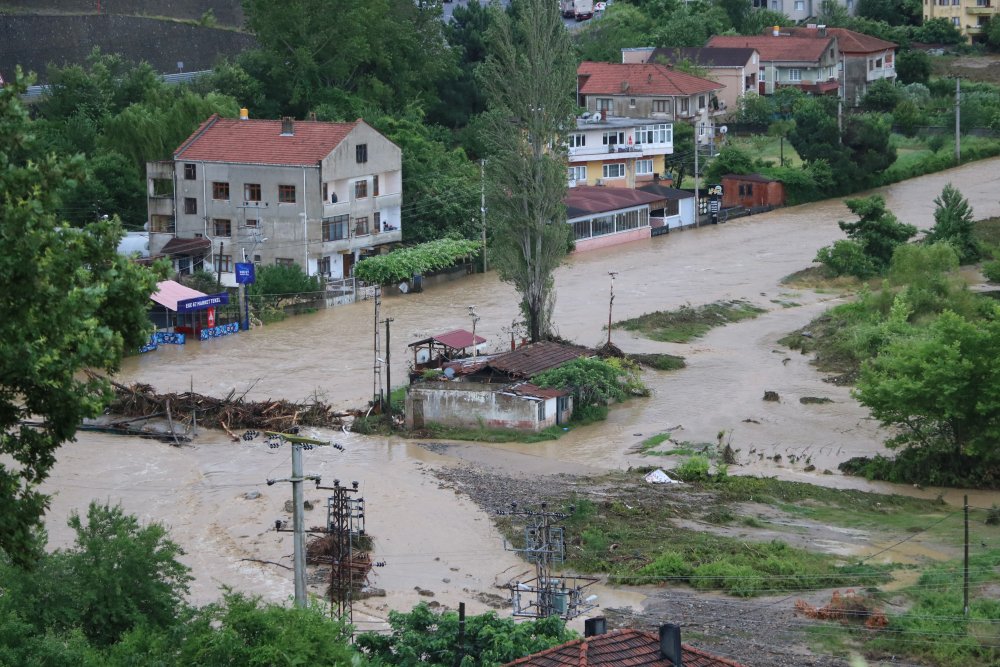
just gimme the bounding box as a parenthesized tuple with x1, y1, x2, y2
(783, 25, 897, 105)
(505, 621, 747, 667)
(146, 112, 402, 285)
(707, 30, 840, 97)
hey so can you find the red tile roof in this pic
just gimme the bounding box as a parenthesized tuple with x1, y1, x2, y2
(408, 329, 487, 350)
(174, 114, 359, 166)
(706, 35, 835, 64)
(486, 341, 592, 379)
(505, 629, 747, 667)
(784, 27, 896, 54)
(578, 62, 722, 97)
(565, 185, 663, 218)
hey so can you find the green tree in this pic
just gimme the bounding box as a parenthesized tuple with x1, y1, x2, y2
(913, 17, 964, 45)
(705, 145, 756, 183)
(842, 113, 897, 186)
(438, 0, 495, 128)
(730, 92, 775, 127)
(856, 0, 920, 26)
(108, 593, 358, 666)
(856, 309, 1000, 462)
(355, 601, 574, 666)
(860, 79, 902, 113)
(895, 50, 931, 86)
(479, 0, 576, 342)
(988, 15, 1000, 50)
(835, 195, 918, 273)
(0, 501, 191, 647)
(0, 73, 160, 565)
(242, 0, 454, 116)
(248, 263, 321, 309)
(924, 184, 980, 263)
(574, 3, 655, 62)
(654, 5, 730, 47)
(534, 357, 648, 409)
(892, 99, 923, 137)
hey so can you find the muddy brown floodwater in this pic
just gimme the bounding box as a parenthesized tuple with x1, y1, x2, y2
(41, 160, 1000, 640)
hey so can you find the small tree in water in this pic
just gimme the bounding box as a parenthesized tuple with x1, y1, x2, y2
(478, 0, 576, 342)
(924, 183, 979, 264)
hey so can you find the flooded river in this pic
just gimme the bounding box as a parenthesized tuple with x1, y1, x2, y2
(42, 159, 1000, 622)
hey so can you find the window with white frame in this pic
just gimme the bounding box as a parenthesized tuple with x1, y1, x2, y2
(795, 0, 804, 9)
(603, 163, 625, 179)
(602, 131, 625, 147)
(629, 97, 636, 108)
(568, 165, 587, 183)
(570, 133, 586, 148)
(788, 69, 802, 82)
(679, 98, 689, 114)
(653, 124, 671, 144)
(636, 159, 654, 175)
(697, 95, 706, 110)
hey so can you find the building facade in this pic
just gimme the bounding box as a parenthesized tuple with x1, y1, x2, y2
(568, 115, 674, 189)
(785, 26, 897, 105)
(146, 113, 402, 286)
(923, 0, 998, 42)
(708, 32, 840, 96)
(622, 46, 759, 114)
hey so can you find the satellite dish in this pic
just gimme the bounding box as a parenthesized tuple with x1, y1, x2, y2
(719, 125, 728, 134)
(399, 281, 409, 294)
(443, 367, 456, 379)
(592, 111, 602, 122)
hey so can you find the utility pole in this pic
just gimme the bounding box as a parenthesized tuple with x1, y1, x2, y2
(216, 240, 224, 290)
(372, 286, 383, 411)
(469, 306, 480, 361)
(955, 77, 962, 166)
(606, 271, 618, 347)
(453, 601, 466, 667)
(481, 159, 488, 273)
(837, 98, 843, 144)
(264, 433, 324, 608)
(694, 136, 700, 226)
(500, 502, 598, 619)
(964, 494, 970, 617)
(383, 317, 393, 422)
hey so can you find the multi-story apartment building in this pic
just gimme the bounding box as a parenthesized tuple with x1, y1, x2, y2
(924, 0, 998, 43)
(146, 112, 402, 285)
(567, 115, 674, 189)
(750, 0, 858, 22)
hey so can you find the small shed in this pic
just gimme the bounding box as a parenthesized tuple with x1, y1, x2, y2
(638, 183, 696, 232)
(408, 329, 487, 373)
(721, 173, 785, 210)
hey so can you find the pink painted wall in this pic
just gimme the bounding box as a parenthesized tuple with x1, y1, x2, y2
(573, 227, 651, 253)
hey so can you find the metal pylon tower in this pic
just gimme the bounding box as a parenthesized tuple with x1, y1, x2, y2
(318, 480, 366, 622)
(500, 502, 598, 620)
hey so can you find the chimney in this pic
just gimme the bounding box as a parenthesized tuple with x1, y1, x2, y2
(818, 24, 827, 37)
(239, 107, 249, 120)
(584, 617, 607, 637)
(280, 117, 294, 136)
(772, 25, 780, 37)
(659, 624, 683, 666)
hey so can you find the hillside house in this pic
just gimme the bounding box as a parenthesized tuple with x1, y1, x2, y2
(783, 25, 897, 105)
(622, 46, 759, 114)
(707, 32, 840, 97)
(146, 112, 402, 285)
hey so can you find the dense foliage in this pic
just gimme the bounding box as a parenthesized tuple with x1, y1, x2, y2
(352, 238, 482, 285)
(0, 75, 161, 564)
(355, 602, 575, 666)
(925, 184, 980, 263)
(534, 357, 649, 409)
(815, 196, 917, 277)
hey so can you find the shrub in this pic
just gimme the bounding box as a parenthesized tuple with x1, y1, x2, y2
(815, 239, 878, 278)
(983, 260, 1000, 283)
(674, 455, 711, 482)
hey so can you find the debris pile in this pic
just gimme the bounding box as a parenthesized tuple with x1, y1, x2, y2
(106, 379, 350, 433)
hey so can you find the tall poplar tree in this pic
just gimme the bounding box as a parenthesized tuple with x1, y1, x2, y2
(479, 0, 576, 342)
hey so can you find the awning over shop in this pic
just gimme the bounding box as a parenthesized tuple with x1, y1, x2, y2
(160, 236, 212, 256)
(151, 280, 207, 312)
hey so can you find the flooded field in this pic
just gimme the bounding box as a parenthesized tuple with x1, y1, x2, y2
(41, 159, 1000, 633)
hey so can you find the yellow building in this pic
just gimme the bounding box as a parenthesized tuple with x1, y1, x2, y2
(924, 0, 998, 43)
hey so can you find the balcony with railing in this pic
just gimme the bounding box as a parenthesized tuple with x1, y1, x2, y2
(966, 2, 993, 14)
(568, 141, 672, 162)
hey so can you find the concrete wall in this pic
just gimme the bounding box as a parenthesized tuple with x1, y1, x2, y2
(0, 15, 255, 82)
(405, 382, 558, 432)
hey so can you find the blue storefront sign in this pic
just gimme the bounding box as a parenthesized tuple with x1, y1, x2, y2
(235, 262, 256, 285)
(177, 292, 230, 312)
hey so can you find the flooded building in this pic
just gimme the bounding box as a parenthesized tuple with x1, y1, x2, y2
(146, 112, 402, 286)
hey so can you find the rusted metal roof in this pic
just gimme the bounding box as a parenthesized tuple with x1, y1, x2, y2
(160, 236, 212, 256)
(485, 341, 591, 379)
(505, 629, 747, 667)
(408, 329, 486, 350)
(503, 382, 568, 400)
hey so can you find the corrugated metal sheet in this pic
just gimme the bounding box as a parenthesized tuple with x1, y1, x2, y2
(505, 629, 747, 667)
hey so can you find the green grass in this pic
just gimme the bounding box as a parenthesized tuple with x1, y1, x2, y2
(862, 549, 1000, 667)
(637, 434, 712, 457)
(628, 352, 686, 371)
(615, 300, 766, 343)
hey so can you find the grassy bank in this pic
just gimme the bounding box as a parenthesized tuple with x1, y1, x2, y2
(615, 299, 765, 343)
